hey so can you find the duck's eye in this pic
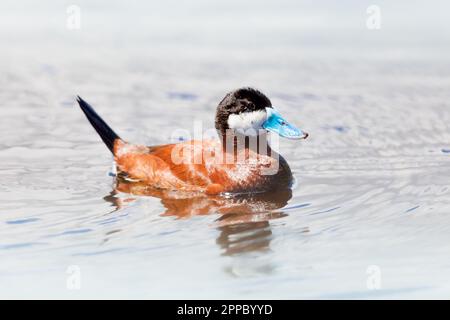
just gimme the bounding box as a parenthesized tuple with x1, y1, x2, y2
(279, 119, 286, 125)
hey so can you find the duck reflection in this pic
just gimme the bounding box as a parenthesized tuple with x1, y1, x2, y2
(104, 179, 292, 273)
(216, 220, 273, 256)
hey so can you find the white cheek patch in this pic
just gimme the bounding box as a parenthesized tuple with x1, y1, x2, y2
(227, 110, 267, 136)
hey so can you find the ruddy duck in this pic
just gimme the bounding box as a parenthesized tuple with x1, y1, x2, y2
(77, 87, 307, 195)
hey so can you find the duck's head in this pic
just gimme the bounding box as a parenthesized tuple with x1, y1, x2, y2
(215, 87, 308, 140)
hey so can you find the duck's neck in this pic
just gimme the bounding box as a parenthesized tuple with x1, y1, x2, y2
(220, 131, 273, 156)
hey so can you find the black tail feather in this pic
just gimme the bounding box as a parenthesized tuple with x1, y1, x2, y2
(76, 96, 120, 154)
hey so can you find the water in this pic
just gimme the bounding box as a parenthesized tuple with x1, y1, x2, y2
(1, 0, 450, 299)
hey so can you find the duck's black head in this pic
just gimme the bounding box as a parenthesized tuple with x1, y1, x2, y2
(215, 87, 272, 137)
(215, 87, 308, 140)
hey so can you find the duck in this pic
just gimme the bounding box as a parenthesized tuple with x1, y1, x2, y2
(76, 87, 308, 195)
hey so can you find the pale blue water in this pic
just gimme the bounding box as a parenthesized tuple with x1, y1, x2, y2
(1, 0, 450, 299)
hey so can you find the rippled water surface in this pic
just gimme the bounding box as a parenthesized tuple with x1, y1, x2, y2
(1, 1, 450, 298)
